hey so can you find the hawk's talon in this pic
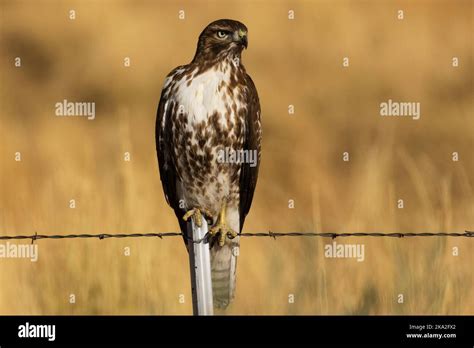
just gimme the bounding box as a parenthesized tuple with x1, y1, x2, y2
(209, 201, 237, 247)
(227, 230, 238, 240)
(209, 223, 238, 247)
(182, 208, 213, 227)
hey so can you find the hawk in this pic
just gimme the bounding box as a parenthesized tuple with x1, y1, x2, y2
(155, 19, 261, 308)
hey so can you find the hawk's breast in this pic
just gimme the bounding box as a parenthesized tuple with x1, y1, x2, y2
(168, 63, 247, 215)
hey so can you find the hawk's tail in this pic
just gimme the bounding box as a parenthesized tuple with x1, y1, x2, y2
(210, 238, 239, 309)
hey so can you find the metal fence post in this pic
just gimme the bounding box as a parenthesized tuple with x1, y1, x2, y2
(187, 218, 214, 315)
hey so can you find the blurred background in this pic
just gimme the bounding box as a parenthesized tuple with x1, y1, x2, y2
(0, 0, 472, 314)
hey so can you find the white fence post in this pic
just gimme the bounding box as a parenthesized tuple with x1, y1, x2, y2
(187, 218, 214, 315)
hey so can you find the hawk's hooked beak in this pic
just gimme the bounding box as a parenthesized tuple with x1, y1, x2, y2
(234, 29, 248, 49)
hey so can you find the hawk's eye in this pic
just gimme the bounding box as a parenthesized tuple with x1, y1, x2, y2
(216, 31, 228, 39)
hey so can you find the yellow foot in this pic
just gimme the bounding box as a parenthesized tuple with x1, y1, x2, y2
(209, 201, 238, 246)
(209, 222, 238, 247)
(182, 207, 213, 227)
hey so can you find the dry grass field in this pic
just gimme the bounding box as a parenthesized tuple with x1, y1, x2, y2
(0, 0, 472, 315)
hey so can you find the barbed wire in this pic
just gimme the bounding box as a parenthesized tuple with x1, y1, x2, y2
(0, 231, 472, 244)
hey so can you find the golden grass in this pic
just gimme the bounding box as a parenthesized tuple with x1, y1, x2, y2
(0, 0, 472, 314)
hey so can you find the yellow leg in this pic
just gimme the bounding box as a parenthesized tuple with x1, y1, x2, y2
(209, 201, 238, 246)
(183, 207, 213, 227)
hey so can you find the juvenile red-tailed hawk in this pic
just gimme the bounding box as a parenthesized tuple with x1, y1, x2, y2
(156, 19, 261, 308)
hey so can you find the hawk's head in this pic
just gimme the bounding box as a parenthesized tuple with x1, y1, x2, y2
(194, 19, 248, 62)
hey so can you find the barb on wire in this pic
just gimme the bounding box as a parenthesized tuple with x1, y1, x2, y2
(0, 231, 472, 244)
